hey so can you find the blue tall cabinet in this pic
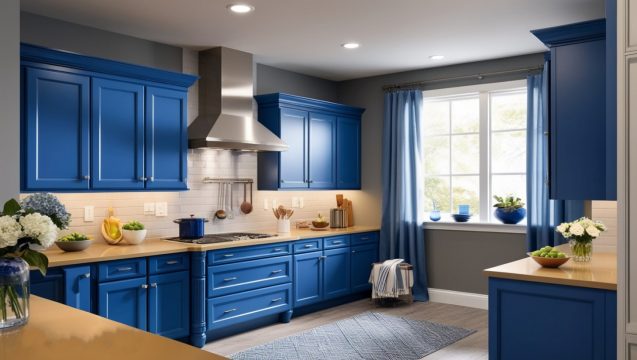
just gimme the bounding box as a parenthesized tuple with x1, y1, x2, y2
(255, 93, 365, 190)
(532, 17, 616, 200)
(20, 44, 196, 192)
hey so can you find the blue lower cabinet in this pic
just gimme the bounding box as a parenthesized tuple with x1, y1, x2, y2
(149, 271, 190, 339)
(30, 268, 65, 303)
(98, 277, 148, 331)
(208, 256, 292, 297)
(31, 265, 92, 312)
(489, 278, 616, 360)
(293, 251, 323, 307)
(350, 244, 378, 292)
(323, 247, 350, 299)
(207, 283, 291, 330)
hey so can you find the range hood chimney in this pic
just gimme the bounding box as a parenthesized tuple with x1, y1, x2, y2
(188, 47, 288, 151)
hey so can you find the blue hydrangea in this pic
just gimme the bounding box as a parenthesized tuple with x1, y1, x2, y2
(20, 193, 71, 229)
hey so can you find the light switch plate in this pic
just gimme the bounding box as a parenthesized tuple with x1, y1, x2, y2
(292, 197, 299, 208)
(263, 199, 269, 210)
(155, 202, 168, 217)
(84, 206, 94, 222)
(272, 199, 278, 209)
(299, 197, 304, 209)
(144, 203, 155, 215)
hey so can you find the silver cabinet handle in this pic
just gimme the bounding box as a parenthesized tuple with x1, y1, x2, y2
(351, 250, 357, 253)
(141, 284, 149, 289)
(150, 283, 157, 288)
(308, 180, 314, 183)
(165, 260, 179, 265)
(280, 179, 286, 183)
(271, 270, 283, 274)
(223, 254, 234, 258)
(139, 177, 147, 181)
(223, 277, 237, 282)
(149, 176, 155, 182)
(82, 175, 90, 180)
(360, 237, 369, 241)
(304, 244, 313, 248)
(82, 273, 91, 279)
(223, 308, 237, 314)
(271, 298, 282, 302)
(319, 256, 327, 260)
(274, 248, 283, 252)
(332, 241, 342, 244)
(116, 267, 133, 272)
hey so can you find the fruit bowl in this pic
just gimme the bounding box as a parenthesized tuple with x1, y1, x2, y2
(312, 221, 329, 229)
(55, 239, 93, 252)
(527, 252, 571, 268)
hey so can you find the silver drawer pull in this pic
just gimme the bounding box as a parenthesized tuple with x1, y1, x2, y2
(332, 241, 342, 244)
(271, 270, 283, 274)
(223, 277, 238, 282)
(319, 256, 327, 260)
(274, 248, 283, 252)
(150, 283, 157, 288)
(360, 237, 369, 241)
(351, 250, 357, 253)
(304, 244, 313, 248)
(223, 254, 234, 258)
(82, 273, 91, 279)
(165, 260, 179, 265)
(224, 308, 237, 314)
(141, 284, 149, 289)
(116, 267, 133, 272)
(271, 298, 283, 302)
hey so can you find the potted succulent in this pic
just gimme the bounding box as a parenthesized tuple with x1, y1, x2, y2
(556, 217, 606, 262)
(56, 232, 92, 252)
(121, 220, 147, 245)
(493, 195, 526, 224)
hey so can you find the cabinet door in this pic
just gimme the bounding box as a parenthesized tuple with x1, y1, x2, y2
(63, 265, 92, 312)
(149, 271, 189, 339)
(550, 40, 607, 199)
(293, 251, 322, 307)
(350, 244, 378, 292)
(308, 112, 336, 189)
(91, 79, 145, 189)
(30, 268, 64, 303)
(336, 116, 361, 189)
(98, 277, 147, 330)
(145, 87, 188, 190)
(323, 247, 350, 300)
(23, 68, 90, 190)
(279, 108, 309, 189)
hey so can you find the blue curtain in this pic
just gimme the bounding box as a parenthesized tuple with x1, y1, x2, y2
(380, 90, 428, 301)
(526, 60, 584, 251)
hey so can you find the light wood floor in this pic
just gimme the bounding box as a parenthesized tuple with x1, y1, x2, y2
(203, 300, 488, 360)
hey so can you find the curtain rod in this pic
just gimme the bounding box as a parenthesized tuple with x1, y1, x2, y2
(382, 65, 544, 92)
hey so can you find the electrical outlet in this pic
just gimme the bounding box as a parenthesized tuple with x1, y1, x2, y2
(84, 206, 94, 222)
(272, 199, 278, 209)
(299, 197, 304, 209)
(263, 199, 269, 210)
(292, 197, 299, 208)
(155, 202, 168, 217)
(143, 203, 155, 215)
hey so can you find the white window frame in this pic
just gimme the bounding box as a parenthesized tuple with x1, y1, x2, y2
(422, 79, 527, 232)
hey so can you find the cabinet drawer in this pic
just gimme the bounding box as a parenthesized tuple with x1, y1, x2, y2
(293, 238, 323, 253)
(208, 256, 292, 297)
(208, 243, 291, 265)
(351, 232, 379, 246)
(323, 235, 350, 249)
(98, 258, 147, 282)
(207, 283, 291, 330)
(149, 253, 189, 274)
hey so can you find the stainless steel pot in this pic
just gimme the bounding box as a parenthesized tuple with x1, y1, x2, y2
(330, 208, 348, 228)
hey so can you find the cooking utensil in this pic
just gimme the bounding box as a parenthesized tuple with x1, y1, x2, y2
(240, 183, 253, 214)
(215, 183, 227, 220)
(228, 183, 235, 219)
(330, 208, 348, 228)
(336, 194, 344, 208)
(273, 208, 279, 219)
(286, 209, 294, 219)
(173, 215, 209, 239)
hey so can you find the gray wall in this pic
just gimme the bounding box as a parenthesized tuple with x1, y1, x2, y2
(21, 12, 183, 72)
(426, 230, 527, 294)
(0, 0, 20, 200)
(256, 63, 338, 102)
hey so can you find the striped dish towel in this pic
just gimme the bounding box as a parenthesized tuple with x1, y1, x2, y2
(369, 259, 412, 298)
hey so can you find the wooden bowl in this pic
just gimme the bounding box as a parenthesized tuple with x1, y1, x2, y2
(527, 253, 571, 268)
(312, 221, 329, 229)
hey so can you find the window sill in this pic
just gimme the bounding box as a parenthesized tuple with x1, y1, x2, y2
(422, 221, 526, 234)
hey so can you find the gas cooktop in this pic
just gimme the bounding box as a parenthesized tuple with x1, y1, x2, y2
(164, 232, 277, 244)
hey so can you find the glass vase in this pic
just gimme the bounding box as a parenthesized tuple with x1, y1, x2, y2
(0, 258, 30, 330)
(569, 240, 593, 262)
(429, 210, 441, 222)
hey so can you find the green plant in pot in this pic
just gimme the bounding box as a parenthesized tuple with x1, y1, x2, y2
(493, 195, 526, 224)
(121, 221, 147, 245)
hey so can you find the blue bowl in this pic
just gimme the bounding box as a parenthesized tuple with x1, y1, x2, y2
(451, 214, 472, 222)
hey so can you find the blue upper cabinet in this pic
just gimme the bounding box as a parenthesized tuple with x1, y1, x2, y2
(532, 19, 616, 200)
(91, 78, 145, 190)
(23, 68, 90, 190)
(145, 87, 188, 190)
(20, 43, 197, 192)
(255, 93, 364, 190)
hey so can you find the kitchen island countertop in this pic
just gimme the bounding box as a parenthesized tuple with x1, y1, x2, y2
(44, 226, 380, 267)
(0, 296, 227, 360)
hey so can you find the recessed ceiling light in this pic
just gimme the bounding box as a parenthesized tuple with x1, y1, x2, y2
(342, 42, 360, 49)
(227, 3, 254, 14)
(429, 55, 445, 60)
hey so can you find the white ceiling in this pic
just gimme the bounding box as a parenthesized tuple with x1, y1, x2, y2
(20, 0, 605, 81)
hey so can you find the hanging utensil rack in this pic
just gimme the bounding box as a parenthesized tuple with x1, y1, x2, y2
(202, 177, 254, 184)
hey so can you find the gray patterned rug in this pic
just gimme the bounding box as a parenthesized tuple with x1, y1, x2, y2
(230, 312, 476, 360)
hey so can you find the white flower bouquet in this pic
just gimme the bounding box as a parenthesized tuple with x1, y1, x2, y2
(555, 217, 606, 262)
(0, 194, 69, 327)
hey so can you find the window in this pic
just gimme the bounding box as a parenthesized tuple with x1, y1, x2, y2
(422, 80, 527, 223)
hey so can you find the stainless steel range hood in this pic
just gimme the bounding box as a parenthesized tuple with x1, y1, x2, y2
(188, 47, 288, 151)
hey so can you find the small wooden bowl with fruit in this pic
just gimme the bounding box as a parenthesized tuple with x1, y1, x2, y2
(311, 214, 330, 231)
(528, 246, 570, 268)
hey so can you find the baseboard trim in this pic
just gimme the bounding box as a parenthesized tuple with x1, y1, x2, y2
(428, 288, 488, 310)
